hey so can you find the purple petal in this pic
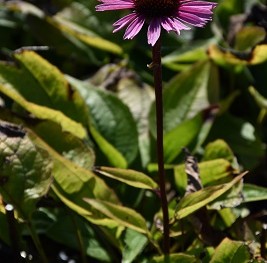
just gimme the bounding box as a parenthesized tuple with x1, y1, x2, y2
(96, 0, 134, 11)
(161, 17, 190, 34)
(177, 0, 217, 27)
(113, 13, 138, 32)
(124, 15, 145, 39)
(147, 18, 161, 46)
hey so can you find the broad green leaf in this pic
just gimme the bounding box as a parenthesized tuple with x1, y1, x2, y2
(207, 114, 264, 169)
(163, 112, 205, 164)
(13, 51, 89, 125)
(152, 253, 198, 263)
(0, 121, 52, 217)
(117, 78, 154, 167)
(0, 83, 87, 139)
(210, 238, 251, 263)
(68, 76, 138, 166)
(174, 158, 236, 194)
(32, 121, 95, 170)
(162, 41, 211, 71)
(84, 198, 148, 234)
(27, 129, 120, 223)
(95, 166, 158, 190)
(150, 60, 219, 135)
(46, 212, 112, 262)
(90, 125, 127, 168)
(234, 26, 266, 52)
(174, 172, 246, 219)
(202, 139, 235, 163)
(5, 1, 122, 57)
(52, 16, 122, 54)
(242, 184, 267, 203)
(122, 229, 148, 263)
(208, 44, 267, 67)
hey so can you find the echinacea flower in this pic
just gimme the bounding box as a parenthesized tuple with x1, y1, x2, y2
(96, 0, 217, 46)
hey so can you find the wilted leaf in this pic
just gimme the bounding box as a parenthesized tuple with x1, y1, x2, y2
(210, 238, 251, 263)
(84, 198, 148, 234)
(94, 166, 158, 190)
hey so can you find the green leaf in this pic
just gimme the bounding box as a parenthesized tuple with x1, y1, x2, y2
(152, 253, 198, 263)
(68, 76, 138, 166)
(150, 60, 219, 135)
(242, 184, 267, 203)
(122, 229, 148, 263)
(210, 238, 251, 263)
(32, 121, 95, 170)
(90, 125, 127, 168)
(27, 129, 120, 224)
(84, 198, 149, 235)
(46, 212, 112, 262)
(163, 112, 204, 164)
(202, 139, 236, 163)
(174, 172, 246, 219)
(174, 158, 236, 194)
(207, 114, 264, 169)
(234, 26, 266, 52)
(208, 44, 267, 67)
(117, 78, 154, 167)
(0, 121, 52, 217)
(95, 166, 158, 190)
(0, 83, 87, 139)
(12, 51, 89, 125)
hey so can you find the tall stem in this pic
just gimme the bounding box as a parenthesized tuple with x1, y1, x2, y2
(152, 36, 170, 254)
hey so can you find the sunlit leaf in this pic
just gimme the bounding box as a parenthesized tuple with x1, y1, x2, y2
(174, 172, 246, 219)
(27, 129, 120, 224)
(0, 83, 87, 139)
(13, 51, 89, 125)
(84, 198, 149, 234)
(208, 44, 267, 67)
(95, 166, 158, 190)
(210, 238, 251, 263)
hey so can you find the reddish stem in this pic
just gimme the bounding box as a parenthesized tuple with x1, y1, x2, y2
(152, 36, 170, 254)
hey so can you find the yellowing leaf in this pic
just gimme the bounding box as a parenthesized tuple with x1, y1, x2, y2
(0, 84, 86, 139)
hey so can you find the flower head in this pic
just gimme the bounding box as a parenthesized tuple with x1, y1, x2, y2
(96, 0, 217, 46)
